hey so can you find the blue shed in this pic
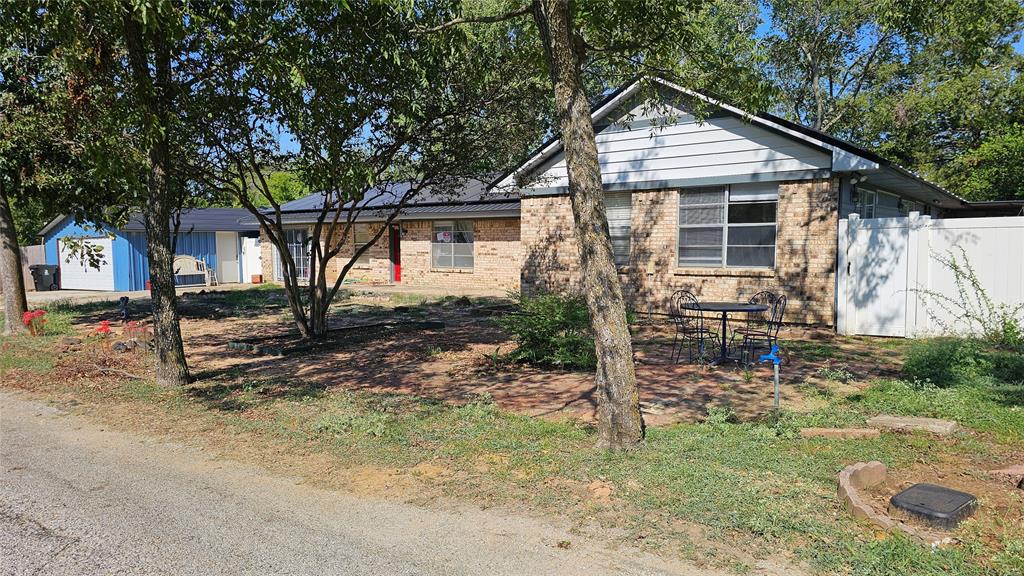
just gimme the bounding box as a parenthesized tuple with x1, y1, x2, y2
(38, 208, 260, 291)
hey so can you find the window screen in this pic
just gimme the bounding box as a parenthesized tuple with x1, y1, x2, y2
(274, 228, 310, 281)
(353, 224, 372, 265)
(605, 192, 632, 266)
(431, 221, 474, 269)
(678, 185, 778, 268)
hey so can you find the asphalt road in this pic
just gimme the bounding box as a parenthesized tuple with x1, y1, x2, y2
(0, 391, 708, 576)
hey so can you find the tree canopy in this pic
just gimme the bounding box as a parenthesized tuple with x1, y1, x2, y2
(762, 0, 1024, 201)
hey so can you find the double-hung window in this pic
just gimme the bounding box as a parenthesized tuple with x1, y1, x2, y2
(856, 189, 876, 218)
(274, 228, 310, 281)
(353, 223, 372, 266)
(605, 191, 632, 266)
(677, 183, 777, 269)
(432, 220, 474, 269)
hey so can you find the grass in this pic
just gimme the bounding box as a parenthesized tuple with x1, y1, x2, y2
(10, 366, 1020, 575)
(2, 293, 1021, 575)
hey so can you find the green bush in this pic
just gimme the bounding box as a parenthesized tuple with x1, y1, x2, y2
(497, 292, 596, 370)
(990, 349, 1024, 384)
(901, 337, 990, 386)
(902, 337, 1024, 386)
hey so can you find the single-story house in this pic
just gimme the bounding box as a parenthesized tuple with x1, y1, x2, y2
(38, 208, 261, 291)
(257, 77, 1003, 326)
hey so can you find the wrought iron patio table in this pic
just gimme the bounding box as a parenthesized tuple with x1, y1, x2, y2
(680, 301, 769, 365)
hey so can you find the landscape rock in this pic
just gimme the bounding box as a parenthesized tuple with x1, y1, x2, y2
(801, 427, 880, 439)
(111, 339, 139, 353)
(866, 415, 959, 436)
(989, 464, 1024, 489)
(59, 337, 83, 346)
(837, 461, 945, 544)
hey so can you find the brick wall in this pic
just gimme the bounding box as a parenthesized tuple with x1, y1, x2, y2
(521, 179, 839, 325)
(261, 218, 522, 293)
(400, 218, 521, 292)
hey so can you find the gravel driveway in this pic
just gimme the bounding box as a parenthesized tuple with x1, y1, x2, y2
(0, 390, 710, 576)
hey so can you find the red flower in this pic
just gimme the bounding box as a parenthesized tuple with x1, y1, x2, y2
(22, 309, 46, 326)
(96, 320, 111, 334)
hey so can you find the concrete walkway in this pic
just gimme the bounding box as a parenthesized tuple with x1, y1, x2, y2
(0, 390, 707, 576)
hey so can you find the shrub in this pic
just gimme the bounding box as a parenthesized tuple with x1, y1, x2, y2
(989, 349, 1024, 384)
(901, 337, 991, 387)
(903, 337, 1024, 386)
(497, 292, 596, 370)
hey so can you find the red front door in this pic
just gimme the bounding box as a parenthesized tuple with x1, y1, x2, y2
(389, 224, 401, 282)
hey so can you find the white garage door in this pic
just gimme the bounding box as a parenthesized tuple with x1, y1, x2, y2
(59, 237, 115, 291)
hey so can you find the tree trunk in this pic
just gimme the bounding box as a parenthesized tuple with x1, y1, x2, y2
(142, 148, 191, 386)
(0, 181, 29, 335)
(532, 0, 644, 450)
(123, 8, 190, 386)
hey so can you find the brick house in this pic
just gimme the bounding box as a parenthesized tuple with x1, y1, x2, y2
(259, 78, 973, 326)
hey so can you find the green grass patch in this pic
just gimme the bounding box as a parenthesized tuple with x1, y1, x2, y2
(67, 371, 1021, 576)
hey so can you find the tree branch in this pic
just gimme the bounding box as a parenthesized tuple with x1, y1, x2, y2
(415, 5, 531, 34)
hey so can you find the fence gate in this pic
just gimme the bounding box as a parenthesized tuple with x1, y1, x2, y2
(837, 214, 1024, 338)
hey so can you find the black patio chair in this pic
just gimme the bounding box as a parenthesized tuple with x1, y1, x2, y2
(732, 290, 777, 344)
(669, 290, 720, 365)
(737, 292, 787, 365)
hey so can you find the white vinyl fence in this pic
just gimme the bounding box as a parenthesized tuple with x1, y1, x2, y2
(837, 213, 1024, 337)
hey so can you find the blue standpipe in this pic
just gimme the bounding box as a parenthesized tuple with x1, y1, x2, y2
(759, 345, 782, 412)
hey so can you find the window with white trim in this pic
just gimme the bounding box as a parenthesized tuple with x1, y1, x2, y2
(677, 184, 778, 269)
(605, 191, 631, 266)
(353, 224, 372, 265)
(855, 189, 876, 218)
(273, 228, 310, 281)
(431, 220, 473, 269)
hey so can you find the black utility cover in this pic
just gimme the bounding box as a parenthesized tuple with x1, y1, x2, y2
(888, 483, 978, 530)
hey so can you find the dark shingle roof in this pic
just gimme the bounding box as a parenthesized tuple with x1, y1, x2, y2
(121, 208, 258, 232)
(243, 177, 520, 224)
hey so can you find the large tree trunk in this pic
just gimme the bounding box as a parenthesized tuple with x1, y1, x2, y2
(142, 145, 191, 386)
(124, 8, 190, 386)
(0, 181, 29, 336)
(532, 0, 644, 450)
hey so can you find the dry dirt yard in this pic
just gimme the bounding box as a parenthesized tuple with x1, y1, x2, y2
(2, 286, 1021, 576)
(169, 287, 903, 426)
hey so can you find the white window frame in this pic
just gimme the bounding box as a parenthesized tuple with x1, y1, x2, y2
(677, 185, 778, 269)
(274, 228, 310, 282)
(431, 220, 474, 270)
(605, 191, 632, 266)
(856, 188, 877, 218)
(353, 223, 372, 266)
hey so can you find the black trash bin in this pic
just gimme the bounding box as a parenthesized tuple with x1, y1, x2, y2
(28, 264, 59, 291)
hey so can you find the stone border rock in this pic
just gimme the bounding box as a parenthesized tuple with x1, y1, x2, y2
(837, 461, 944, 544)
(801, 427, 880, 439)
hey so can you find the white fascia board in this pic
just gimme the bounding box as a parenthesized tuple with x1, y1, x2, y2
(494, 80, 647, 190)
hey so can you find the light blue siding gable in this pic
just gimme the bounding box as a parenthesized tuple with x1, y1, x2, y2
(44, 215, 221, 291)
(523, 99, 832, 194)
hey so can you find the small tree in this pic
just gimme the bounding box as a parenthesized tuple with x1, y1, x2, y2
(191, 1, 546, 338)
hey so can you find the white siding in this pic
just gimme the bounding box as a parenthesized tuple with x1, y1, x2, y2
(524, 112, 831, 193)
